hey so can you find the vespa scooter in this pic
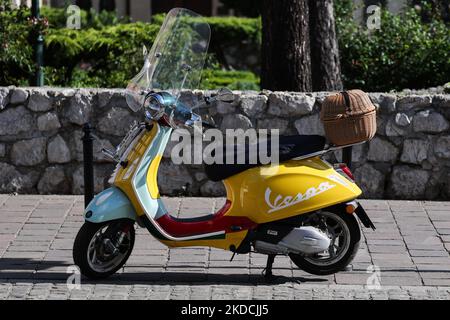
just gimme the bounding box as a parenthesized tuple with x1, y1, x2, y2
(73, 8, 375, 280)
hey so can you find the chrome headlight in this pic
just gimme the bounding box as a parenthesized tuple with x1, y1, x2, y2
(144, 93, 165, 120)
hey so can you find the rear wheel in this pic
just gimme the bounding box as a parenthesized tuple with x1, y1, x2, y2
(289, 209, 360, 275)
(73, 219, 135, 279)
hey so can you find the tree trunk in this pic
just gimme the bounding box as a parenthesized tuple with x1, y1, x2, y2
(261, 0, 312, 91)
(100, 0, 116, 12)
(309, 0, 343, 91)
(75, 0, 92, 11)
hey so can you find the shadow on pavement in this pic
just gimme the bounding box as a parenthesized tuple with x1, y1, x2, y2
(0, 258, 329, 286)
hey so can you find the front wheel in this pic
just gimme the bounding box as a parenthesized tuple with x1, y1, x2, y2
(73, 219, 135, 279)
(289, 209, 360, 275)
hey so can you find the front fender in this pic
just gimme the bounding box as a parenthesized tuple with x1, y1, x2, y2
(84, 187, 137, 223)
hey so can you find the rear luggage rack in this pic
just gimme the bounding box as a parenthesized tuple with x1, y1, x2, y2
(291, 141, 365, 161)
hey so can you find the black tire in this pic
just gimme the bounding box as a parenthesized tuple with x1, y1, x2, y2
(73, 219, 135, 279)
(289, 209, 360, 275)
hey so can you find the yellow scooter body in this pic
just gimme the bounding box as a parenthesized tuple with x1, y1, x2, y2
(107, 122, 361, 250)
(223, 158, 362, 224)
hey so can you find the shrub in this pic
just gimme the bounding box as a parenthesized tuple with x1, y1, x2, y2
(152, 13, 261, 73)
(0, 2, 33, 85)
(41, 6, 87, 28)
(200, 69, 259, 90)
(42, 11, 261, 88)
(41, 6, 128, 29)
(151, 14, 261, 44)
(337, 6, 450, 91)
(1, 4, 448, 92)
(45, 22, 159, 87)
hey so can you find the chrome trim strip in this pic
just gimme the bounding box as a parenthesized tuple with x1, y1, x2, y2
(292, 141, 366, 161)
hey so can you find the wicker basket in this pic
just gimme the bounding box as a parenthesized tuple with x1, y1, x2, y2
(320, 90, 377, 146)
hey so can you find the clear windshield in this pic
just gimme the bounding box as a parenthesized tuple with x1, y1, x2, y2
(126, 8, 211, 112)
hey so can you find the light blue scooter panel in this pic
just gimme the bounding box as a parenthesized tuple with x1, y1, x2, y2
(84, 187, 137, 223)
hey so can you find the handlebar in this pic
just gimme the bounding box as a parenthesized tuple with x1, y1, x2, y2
(143, 91, 220, 129)
(171, 98, 218, 129)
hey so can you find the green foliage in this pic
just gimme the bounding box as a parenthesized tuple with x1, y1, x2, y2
(45, 22, 159, 87)
(337, 6, 450, 91)
(153, 13, 261, 74)
(200, 69, 259, 90)
(444, 82, 450, 93)
(411, 0, 450, 23)
(0, 2, 33, 85)
(152, 14, 261, 44)
(1, 3, 448, 92)
(0, 4, 260, 89)
(41, 6, 86, 28)
(41, 6, 128, 29)
(44, 11, 260, 89)
(334, 0, 355, 20)
(207, 16, 262, 45)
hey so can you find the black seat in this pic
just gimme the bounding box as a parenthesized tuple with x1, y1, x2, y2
(203, 135, 326, 182)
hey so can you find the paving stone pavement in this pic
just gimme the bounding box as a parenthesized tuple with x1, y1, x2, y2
(0, 195, 450, 300)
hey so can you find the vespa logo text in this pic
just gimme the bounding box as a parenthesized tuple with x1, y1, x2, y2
(265, 182, 336, 213)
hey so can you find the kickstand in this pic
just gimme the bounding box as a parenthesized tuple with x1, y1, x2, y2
(262, 254, 276, 279)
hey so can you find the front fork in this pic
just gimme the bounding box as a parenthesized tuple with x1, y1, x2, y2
(102, 220, 133, 255)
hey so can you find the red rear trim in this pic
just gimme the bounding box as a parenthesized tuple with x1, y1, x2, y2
(339, 164, 355, 181)
(155, 200, 257, 237)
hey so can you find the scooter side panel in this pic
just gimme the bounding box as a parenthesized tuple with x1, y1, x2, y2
(108, 121, 250, 251)
(112, 124, 160, 217)
(112, 123, 172, 219)
(132, 125, 172, 220)
(224, 157, 362, 224)
(159, 230, 249, 250)
(84, 187, 137, 223)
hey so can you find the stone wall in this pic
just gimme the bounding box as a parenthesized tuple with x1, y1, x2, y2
(0, 86, 449, 200)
